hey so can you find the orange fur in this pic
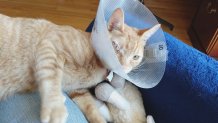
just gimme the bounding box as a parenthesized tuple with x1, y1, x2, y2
(0, 13, 107, 97)
(109, 25, 145, 73)
(71, 8, 157, 123)
(0, 13, 107, 123)
(0, 8, 154, 123)
(72, 89, 107, 123)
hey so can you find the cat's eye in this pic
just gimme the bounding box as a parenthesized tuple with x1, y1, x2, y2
(133, 55, 140, 60)
(112, 41, 116, 46)
(112, 41, 120, 52)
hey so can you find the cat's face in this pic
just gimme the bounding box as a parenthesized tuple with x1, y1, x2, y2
(108, 8, 160, 73)
(108, 26, 145, 73)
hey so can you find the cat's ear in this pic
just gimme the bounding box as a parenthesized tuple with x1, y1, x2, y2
(108, 8, 124, 32)
(139, 24, 161, 44)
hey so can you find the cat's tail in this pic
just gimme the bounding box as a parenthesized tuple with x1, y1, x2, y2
(147, 115, 155, 123)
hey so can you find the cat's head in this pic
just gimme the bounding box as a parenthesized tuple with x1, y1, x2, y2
(108, 8, 160, 73)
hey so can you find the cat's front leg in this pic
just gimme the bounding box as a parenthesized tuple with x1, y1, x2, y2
(35, 40, 67, 123)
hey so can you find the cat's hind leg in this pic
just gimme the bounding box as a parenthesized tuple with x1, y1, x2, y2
(71, 89, 107, 123)
(95, 99, 113, 122)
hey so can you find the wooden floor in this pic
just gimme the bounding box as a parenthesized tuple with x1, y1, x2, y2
(144, 0, 200, 45)
(0, 0, 199, 45)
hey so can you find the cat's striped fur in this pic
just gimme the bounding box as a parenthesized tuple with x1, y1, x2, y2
(0, 14, 107, 123)
(0, 8, 157, 123)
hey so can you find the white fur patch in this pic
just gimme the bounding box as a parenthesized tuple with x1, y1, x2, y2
(108, 91, 130, 110)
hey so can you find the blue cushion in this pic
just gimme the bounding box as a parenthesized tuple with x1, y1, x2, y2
(140, 32, 218, 123)
(86, 20, 218, 123)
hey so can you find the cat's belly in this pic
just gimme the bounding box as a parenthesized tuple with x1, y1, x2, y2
(0, 64, 35, 100)
(0, 57, 36, 100)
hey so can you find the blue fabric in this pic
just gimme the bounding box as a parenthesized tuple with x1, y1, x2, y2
(86, 20, 218, 123)
(0, 92, 88, 123)
(140, 32, 218, 123)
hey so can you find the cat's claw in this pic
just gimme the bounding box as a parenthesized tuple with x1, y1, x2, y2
(40, 99, 68, 123)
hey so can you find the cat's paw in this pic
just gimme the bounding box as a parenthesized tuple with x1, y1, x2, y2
(147, 115, 155, 123)
(40, 97, 68, 123)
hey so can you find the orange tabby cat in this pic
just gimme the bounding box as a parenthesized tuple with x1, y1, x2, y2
(72, 9, 158, 123)
(0, 8, 158, 123)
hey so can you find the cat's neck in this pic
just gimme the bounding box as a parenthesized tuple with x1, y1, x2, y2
(80, 31, 107, 71)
